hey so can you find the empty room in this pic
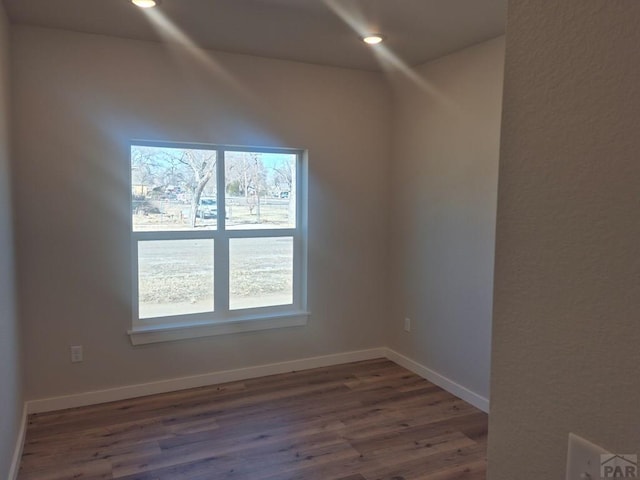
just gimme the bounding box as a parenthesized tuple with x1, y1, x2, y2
(1, 1, 639, 479)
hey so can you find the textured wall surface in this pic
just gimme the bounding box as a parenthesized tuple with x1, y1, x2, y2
(0, 3, 22, 478)
(388, 37, 504, 402)
(489, 1, 640, 478)
(11, 26, 391, 400)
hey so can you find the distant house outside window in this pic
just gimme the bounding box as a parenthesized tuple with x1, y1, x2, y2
(129, 142, 308, 345)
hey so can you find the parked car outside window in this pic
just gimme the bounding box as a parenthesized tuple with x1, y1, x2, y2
(197, 197, 218, 218)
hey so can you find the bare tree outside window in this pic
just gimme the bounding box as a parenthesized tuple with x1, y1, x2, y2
(131, 146, 217, 231)
(224, 151, 295, 230)
(179, 149, 217, 228)
(132, 146, 296, 233)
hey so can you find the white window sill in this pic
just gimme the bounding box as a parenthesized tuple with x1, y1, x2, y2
(128, 311, 310, 346)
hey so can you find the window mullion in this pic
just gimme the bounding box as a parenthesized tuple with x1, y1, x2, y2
(217, 147, 226, 231)
(214, 149, 229, 313)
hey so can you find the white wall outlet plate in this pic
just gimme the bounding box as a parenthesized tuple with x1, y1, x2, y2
(566, 433, 609, 480)
(70, 345, 83, 363)
(404, 317, 411, 332)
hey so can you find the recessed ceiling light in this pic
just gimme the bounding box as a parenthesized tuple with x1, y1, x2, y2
(131, 0, 158, 8)
(362, 34, 384, 45)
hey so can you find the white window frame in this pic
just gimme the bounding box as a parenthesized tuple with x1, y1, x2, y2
(128, 141, 309, 345)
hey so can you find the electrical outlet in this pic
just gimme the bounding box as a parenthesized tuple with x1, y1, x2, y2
(566, 433, 609, 480)
(70, 345, 83, 363)
(404, 317, 411, 332)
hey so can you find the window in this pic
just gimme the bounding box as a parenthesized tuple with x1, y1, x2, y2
(129, 142, 308, 345)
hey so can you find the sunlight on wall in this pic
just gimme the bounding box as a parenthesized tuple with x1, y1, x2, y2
(323, 0, 456, 109)
(141, 8, 257, 103)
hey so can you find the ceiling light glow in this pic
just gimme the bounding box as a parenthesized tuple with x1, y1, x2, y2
(132, 0, 157, 8)
(362, 34, 384, 45)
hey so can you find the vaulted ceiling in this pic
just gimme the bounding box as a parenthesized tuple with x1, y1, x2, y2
(3, 0, 506, 71)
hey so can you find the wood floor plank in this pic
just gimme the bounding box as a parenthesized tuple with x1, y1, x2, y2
(18, 359, 487, 480)
(361, 443, 487, 480)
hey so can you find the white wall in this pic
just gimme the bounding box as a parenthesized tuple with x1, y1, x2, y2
(0, 3, 22, 478)
(11, 26, 391, 400)
(388, 37, 504, 402)
(489, 2, 640, 478)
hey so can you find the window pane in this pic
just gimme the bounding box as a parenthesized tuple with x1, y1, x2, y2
(138, 240, 214, 318)
(131, 145, 218, 232)
(229, 237, 293, 310)
(225, 151, 296, 230)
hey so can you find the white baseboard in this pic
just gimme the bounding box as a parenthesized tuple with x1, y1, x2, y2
(384, 348, 490, 413)
(26, 348, 386, 414)
(8, 404, 27, 480)
(25, 347, 489, 416)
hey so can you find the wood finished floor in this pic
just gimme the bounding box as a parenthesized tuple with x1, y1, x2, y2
(18, 359, 488, 480)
